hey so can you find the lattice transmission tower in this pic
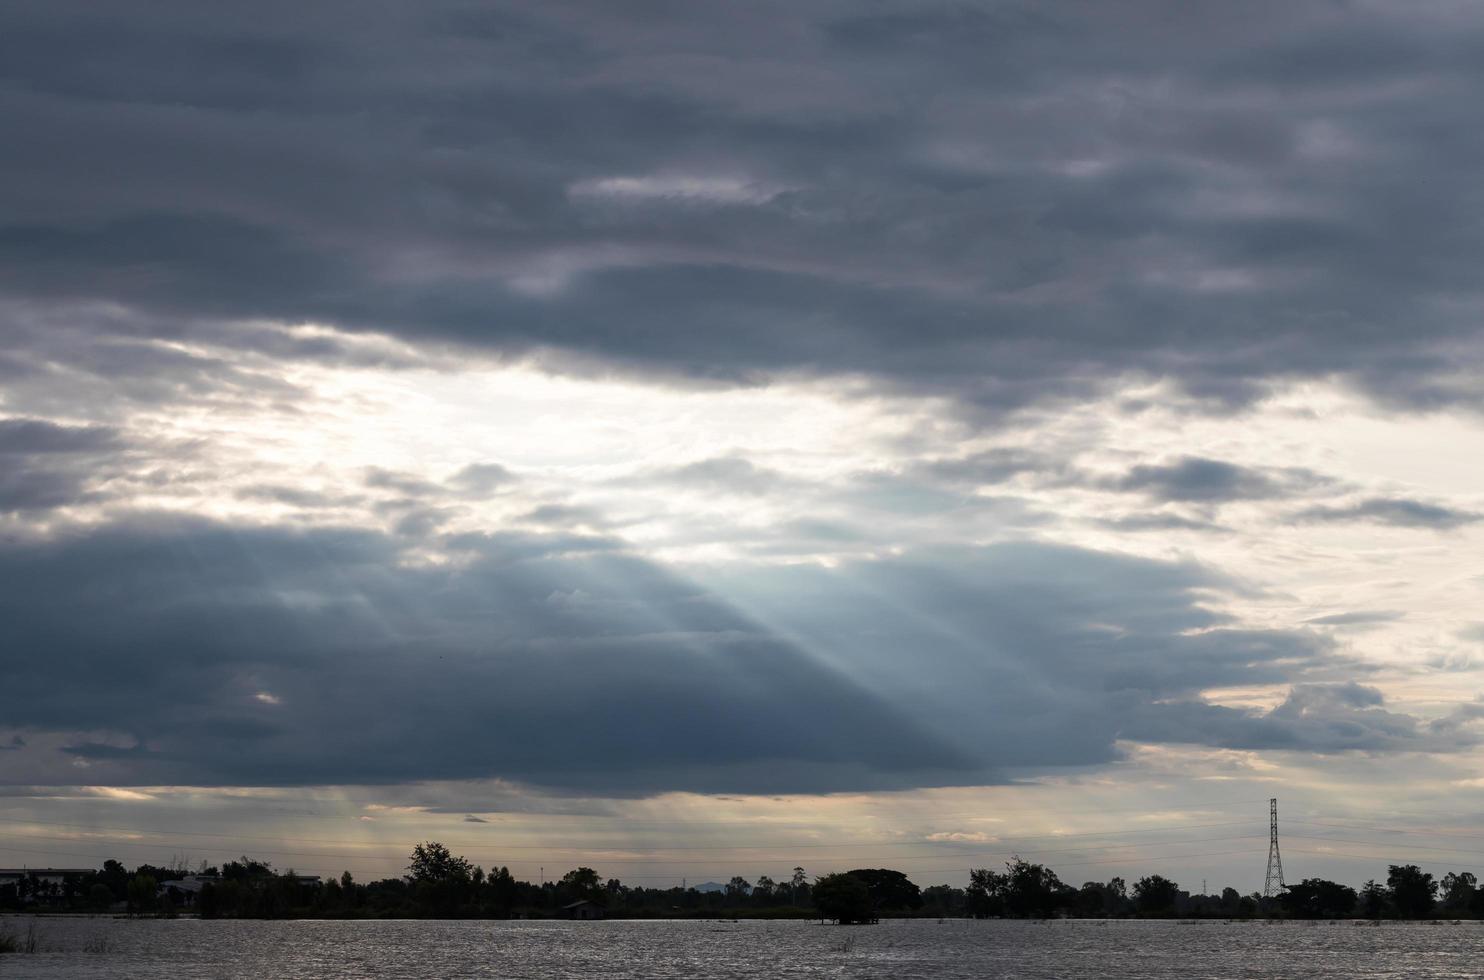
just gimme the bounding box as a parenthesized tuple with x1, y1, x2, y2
(1262, 797, 1285, 898)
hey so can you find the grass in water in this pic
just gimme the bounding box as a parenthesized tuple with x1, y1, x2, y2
(0, 921, 43, 954)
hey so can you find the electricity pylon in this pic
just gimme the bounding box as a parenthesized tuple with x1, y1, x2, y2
(1263, 798, 1286, 898)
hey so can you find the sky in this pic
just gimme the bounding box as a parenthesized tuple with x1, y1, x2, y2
(3, 0, 1484, 894)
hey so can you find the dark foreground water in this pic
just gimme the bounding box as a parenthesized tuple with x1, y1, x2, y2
(2, 916, 1482, 979)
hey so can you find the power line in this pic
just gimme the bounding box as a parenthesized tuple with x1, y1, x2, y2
(0, 829, 1267, 866)
(1291, 818, 1484, 842)
(1284, 832, 1484, 860)
(0, 814, 1257, 853)
(0, 839, 1272, 881)
(1283, 846, 1477, 868)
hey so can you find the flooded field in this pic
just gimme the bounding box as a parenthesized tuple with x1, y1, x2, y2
(2, 916, 1481, 979)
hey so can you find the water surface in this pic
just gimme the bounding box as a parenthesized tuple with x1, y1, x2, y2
(3, 916, 1480, 979)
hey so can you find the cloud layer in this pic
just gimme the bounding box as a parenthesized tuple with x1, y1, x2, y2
(2, 517, 1467, 796)
(5, 0, 1484, 412)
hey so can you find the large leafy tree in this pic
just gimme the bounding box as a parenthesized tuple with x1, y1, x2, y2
(843, 869, 922, 911)
(966, 867, 1006, 918)
(1002, 858, 1067, 918)
(560, 867, 603, 903)
(407, 842, 473, 884)
(812, 872, 874, 925)
(1359, 879, 1388, 918)
(1280, 878, 1357, 918)
(1387, 864, 1436, 919)
(1132, 875, 1181, 916)
(1440, 871, 1477, 912)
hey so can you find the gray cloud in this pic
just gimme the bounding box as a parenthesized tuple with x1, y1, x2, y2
(4, 516, 1452, 796)
(449, 462, 516, 497)
(697, 543, 1444, 765)
(0, 416, 127, 513)
(364, 467, 443, 497)
(2, 1, 1483, 413)
(1112, 456, 1328, 503)
(0, 417, 119, 454)
(236, 484, 365, 509)
(1098, 513, 1226, 533)
(1293, 497, 1481, 529)
(916, 448, 1055, 487)
(647, 456, 793, 497)
(1304, 610, 1406, 627)
(0, 516, 970, 794)
(1126, 682, 1475, 755)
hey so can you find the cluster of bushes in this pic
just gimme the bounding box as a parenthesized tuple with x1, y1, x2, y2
(947, 858, 1484, 920)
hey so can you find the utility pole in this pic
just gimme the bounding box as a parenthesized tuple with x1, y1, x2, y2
(1263, 798, 1285, 898)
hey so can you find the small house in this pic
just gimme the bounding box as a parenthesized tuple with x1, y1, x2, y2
(563, 899, 605, 920)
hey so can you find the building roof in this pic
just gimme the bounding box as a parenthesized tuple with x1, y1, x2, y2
(0, 868, 94, 876)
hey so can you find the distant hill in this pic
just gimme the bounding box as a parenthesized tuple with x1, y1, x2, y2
(691, 881, 726, 893)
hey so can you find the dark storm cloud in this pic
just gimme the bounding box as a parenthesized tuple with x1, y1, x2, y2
(0, 418, 119, 454)
(0, 516, 972, 794)
(1293, 497, 1481, 529)
(3, 516, 1457, 795)
(3, 1, 1484, 410)
(700, 544, 1466, 765)
(0, 417, 127, 513)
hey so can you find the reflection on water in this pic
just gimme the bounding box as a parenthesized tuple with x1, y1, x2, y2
(2, 916, 1481, 979)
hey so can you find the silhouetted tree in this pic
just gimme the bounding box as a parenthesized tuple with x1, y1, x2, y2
(813, 872, 874, 924)
(1440, 871, 1477, 912)
(921, 884, 966, 916)
(844, 869, 922, 911)
(98, 859, 130, 902)
(1359, 879, 1387, 917)
(127, 874, 157, 913)
(1074, 878, 1129, 917)
(790, 867, 809, 905)
(1387, 865, 1436, 918)
(86, 884, 113, 910)
(408, 842, 473, 884)
(1132, 875, 1180, 916)
(1280, 878, 1357, 918)
(560, 867, 604, 905)
(1002, 858, 1066, 918)
(966, 867, 1005, 918)
(198, 882, 220, 919)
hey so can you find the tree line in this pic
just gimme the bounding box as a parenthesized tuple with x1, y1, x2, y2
(4, 845, 1482, 921)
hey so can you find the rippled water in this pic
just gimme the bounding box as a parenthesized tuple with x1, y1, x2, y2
(3, 916, 1482, 979)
